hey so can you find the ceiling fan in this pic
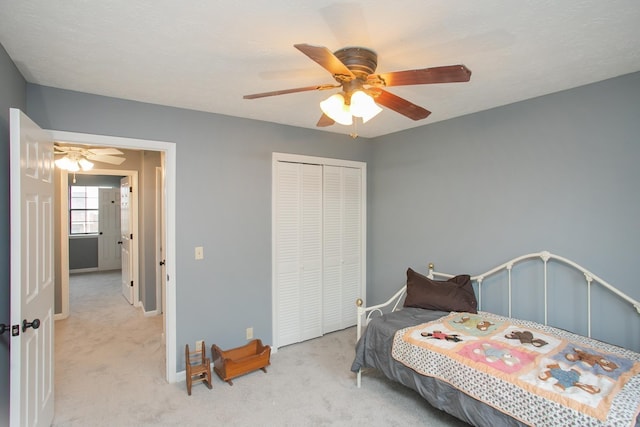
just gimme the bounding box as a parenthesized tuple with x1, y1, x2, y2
(54, 143, 126, 172)
(244, 43, 472, 127)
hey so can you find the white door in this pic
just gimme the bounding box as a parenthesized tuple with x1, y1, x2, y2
(9, 108, 55, 427)
(322, 165, 343, 333)
(156, 167, 166, 319)
(98, 188, 121, 270)
(273, 154, 366, 350)
(274, 162, 323, 348)
(120, 177, 133, 304)
(323, 166, 362, 333)
(337, 166, 362, 328)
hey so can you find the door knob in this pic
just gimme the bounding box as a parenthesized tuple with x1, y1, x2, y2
(159, 260, 166, 266)
(117, 241, 123, 244)
(22, 318, 40, 332)
(0, 323, 9, 335)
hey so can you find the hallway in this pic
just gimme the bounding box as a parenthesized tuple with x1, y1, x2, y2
(54, 270, 164, 424)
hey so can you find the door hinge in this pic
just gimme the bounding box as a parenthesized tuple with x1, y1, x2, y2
(130, 233, 133, 239)
(129, 186, 133, 193)
(130, 280, 134, 287)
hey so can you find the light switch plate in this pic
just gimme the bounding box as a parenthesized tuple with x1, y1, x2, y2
(195, 246, 204, 260)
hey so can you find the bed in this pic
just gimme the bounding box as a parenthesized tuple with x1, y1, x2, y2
(351, 251, 640, 427)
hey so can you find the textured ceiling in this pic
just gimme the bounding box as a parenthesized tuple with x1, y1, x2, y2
(1, 0, 639, 138)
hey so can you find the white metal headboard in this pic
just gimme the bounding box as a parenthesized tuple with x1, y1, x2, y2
(427, 251, 640, 338)
(356, 250, 640, 341)
(354, 250, 640, 388)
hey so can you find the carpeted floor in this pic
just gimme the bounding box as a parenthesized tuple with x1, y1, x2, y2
(53, 271, 469, 426)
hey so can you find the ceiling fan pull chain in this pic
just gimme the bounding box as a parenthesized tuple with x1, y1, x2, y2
(350, 119, 359, 139)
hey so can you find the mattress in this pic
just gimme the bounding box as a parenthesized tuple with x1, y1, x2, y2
(351, 307, 640, 427)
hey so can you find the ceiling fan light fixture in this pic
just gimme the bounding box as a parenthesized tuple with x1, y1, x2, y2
(55, 154, 94, 172)
(66, 159, 80, 172)
(78, 158, 94, 171)
(55, 156, 78, 172)
(350, 90, 382, 123)
(320, 93, 353, 126)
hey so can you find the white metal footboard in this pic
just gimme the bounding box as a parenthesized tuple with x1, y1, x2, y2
(355, 250, 640, 388)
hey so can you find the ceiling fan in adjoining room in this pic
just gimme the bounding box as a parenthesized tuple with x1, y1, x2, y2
(54, 143, 126, 182)
(244, 43, 472, 131)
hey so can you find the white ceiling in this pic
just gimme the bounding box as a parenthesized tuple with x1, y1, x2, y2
(1, 0, 639, 138)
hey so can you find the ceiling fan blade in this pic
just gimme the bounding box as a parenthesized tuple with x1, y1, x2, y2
(244, 84, 339, 99)
(367, 65, 471, 87)
(54, 144, 81, 153)
(316, 113, 335, 127)
(294, 44, 355, 80)
(85, 154, 126, 165)
(371, 89, 431, 121)
(88, 147, 124, 156)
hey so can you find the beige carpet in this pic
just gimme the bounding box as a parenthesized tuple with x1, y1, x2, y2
(53, 271, 469, 426)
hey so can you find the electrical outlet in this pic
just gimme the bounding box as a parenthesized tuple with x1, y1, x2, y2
(196, 340, 204, 352)
(246, 327, 253, 340)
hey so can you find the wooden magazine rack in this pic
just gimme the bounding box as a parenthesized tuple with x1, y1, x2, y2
(211, 339, 271, 385)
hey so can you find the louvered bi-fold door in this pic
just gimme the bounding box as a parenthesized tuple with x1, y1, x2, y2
(322, 166, 362, 333)
(275, 162, 323, 348)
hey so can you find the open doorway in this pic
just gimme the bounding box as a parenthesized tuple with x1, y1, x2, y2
(57, 168, 141, 316)
(48, 130, 177, 383)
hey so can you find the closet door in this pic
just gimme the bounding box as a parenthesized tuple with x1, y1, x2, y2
(323, 165, 362, 333)
(274, 162, 323, 348)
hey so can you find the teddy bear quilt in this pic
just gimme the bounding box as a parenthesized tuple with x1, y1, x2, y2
(392, 311, 640, 426)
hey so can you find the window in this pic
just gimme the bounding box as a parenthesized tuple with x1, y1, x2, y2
(69, 186, 100, 234)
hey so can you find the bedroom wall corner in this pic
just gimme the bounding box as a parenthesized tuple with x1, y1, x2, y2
(367, 71, 640, 351)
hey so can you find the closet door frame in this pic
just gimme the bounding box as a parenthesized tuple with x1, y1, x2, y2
(271, 152, 367, 351)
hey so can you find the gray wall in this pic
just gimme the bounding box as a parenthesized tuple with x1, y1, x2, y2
(0, 42, 26, 427)
(69, 237, 99, 270)
(140, 150, 162, 312)
(25, 84, 372, 372)
(368, 71, 640, 351)
(72, 174, 123, 187)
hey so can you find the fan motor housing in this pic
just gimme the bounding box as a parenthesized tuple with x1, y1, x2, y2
(334, 47, 377, 79)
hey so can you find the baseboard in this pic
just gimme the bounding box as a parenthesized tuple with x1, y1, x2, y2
(143, 307, 159, 317)
(139, 300, 160, 317)
(54, 312, 69, 321)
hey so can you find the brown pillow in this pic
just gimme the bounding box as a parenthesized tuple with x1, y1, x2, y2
(403, 268, 478, 313)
